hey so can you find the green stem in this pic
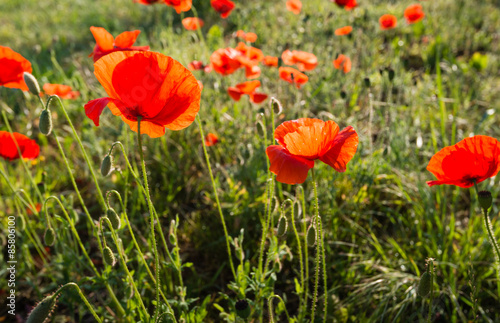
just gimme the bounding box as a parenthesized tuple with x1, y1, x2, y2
(196, 115, 236, 279)
(267, 295, 291, 323)
(427, 260, 434, 323)
(137, 118, 160, 320)
(289, 199, 305, 316)
(60, 283, 102, 323)
(297, 185, 309, 317)
(258, 178, 275, 281)
(319, 219, 328, 323)
(311, 169, 323, 321)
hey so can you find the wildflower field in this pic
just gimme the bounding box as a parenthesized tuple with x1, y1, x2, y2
(1, 0, 500, 321)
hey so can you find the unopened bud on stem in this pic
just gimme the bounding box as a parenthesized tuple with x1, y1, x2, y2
(23, 72, 40, 96)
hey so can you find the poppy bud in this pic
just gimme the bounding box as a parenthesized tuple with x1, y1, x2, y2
(44, 227, 56, 246)
(277, 216, 288, 236)
(478, 190, 493, 210)
(26, 293, 58, 323)
(103, 246, 116, 266)
(39, 109, 53, 136)
(101, 155, 113, 177)
(363, 77, 371, 88)
(235, 299, 251, 319)
(107, 208, 121, 230)
(417, 272, 432, 297)
(307, 225, 316, 246)
(387, 68, 395, 82)
(23, 72, 40, 96)
(256, 121, 266, 138)
(271, 97, 283, 115)
(169, 219, 177, 245)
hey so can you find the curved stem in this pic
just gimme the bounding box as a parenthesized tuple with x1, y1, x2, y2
(137, 118, 160, 320)
(268, 295, 291, 323)
(60, 283, 102, 323)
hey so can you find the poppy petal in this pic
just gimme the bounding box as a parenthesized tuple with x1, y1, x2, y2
(274, 118, 325, 147)
(114, 30, 141, 48)
(0, 131, 40, 161)
(90, 27, 114, 51)
(283, 120, 340, 159)
(84, 97, 112, 126)
(228, 87, 243, 101)
(0, 46, 32, 91)
(266, 145, 314, 184)
(319, 125, 358, 172)
(120, 117, 166, 138)
(236, 80, 261, 94)
(250, 92, 268, 103)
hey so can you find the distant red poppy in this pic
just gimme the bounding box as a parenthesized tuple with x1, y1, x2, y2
(335, 26, 352, 36)
(266, 118, 358, 184)
(263, 56, 279, 67)
(134, 0, 161, 4)
(89, 27, 150, 62)
(210, 48, 242, 75)
(27, 203, 42, 216)
(227, 80, 268, 103)
(286, 0, 302, 15)
(0, 131, 40, 161)
(379, 14, 397, 30)
(236, 30, 258, 43)
(182, 17, 204, 30)
(279, 67, 308, 88)
(333, 55, 351, 74)
(235, 42, 263, 78)
(188, 60, 211, 73)
(211, 0, 235, 18)
(0, 46, 32, 91)
(281, 50, 317, 71)
(205, 133, 219, 146)
(165, 0, 192, 13)
(404, 4, 425, 24)
(332, 0, 357, 10)
(42, 83, 80, 99)
(427, 136, 500, 188)
(84, 51, 201, 138)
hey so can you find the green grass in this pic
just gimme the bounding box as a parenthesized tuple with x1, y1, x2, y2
(1, 0, 500, 321)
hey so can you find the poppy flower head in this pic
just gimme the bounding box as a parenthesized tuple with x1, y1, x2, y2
(165, 0, 192, 13)
(0, 131, 40, 161)
(281, 50, 317, 71)
(286, 0, 302, 15)
(182, 17, 204, 30)
(263, 56, 278, 67)
(236, 30, 258, 43)
(404, 4, 425, 24)
(210, 48, 242, 75)
(332, 0, 357, 10)
(0, 46, 32, 91)
(205, 133, 219, 146)
(427, 136, 500, 188)
(42, 83, 80, 99)
(90, 27, 150, 62)
(279, 67, 308, 88)
(266, 118, 358, 184)
(333, 54, 351, 74)
(379, 14, 397, 30)
(334, 26, 353, 36)
(227, 80, 268, 103)
(84, 51, 201, 138)
(211, 0, 235, 18)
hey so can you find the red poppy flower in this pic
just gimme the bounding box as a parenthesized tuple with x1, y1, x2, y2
(84, 51, 201, 138)
(263, 56, 278, 67)
(234, 42, 263, 78)
(286, 0, 302, 15)
(205, 133, 219, 146)
(404, 4, 425, 24)
(335, 26, 353, 36)
(266, 118, 358, 184)
(211, 0, 235, 18)
(27, 203, 42, 216)
(332, 0, 357, 10)
(0, 131, 40, 161)
(188, 60, 211, 73)
(0, 46, 32, 91)
(89, 27, 150, 62)
(134, 0, 161, 4)
(182, 17, 204, 30)
(42, 83, 80, 99)
(227, 80, 268, 104)
(165, 0, 192, 13)
(279, 67, 308, 88)
(236, 30, 258, 43)
(427, 136, 500, 188)
(379, 14, 397, 30)
(333, 55, 351, 74)
(210, 48, 242, 75)
(281, 50, 317, 71)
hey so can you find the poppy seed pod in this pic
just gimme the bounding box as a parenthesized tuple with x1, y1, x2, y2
(235, 299, 251, 319)
(103, 246, 116, 266)
(107, 208, 121, 230)
(417, 272, 432, 297)
(44, 227, 56, 246)
(307, 225, 317, 246)
(100, 155, 113, 177)
(26, 293, 58, 323)
(23, 72, 40, 96)
(277, 216, 288, 236)
(478, 190, 493, 210)
(39, 109, 53, 136)
(271, 97, 283, 115)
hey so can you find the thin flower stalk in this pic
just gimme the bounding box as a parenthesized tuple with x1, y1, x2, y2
(61, 283, 102, 323)
(287, 198, 305, 315)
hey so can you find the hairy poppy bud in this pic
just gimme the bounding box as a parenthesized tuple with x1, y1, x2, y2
(23, 72, 40, 96)
(277, 216, 287, 236)
(39, 109, 53, 136)
(26, 293, 58, 323)
(107, 208, 121, 230)
(235, 299, 251, 319)
(44, 227, 56, 246)
(271, 97, 283, 115)
(478, 190, 493, 210)
(101, 155, 113, 177)
(103, 246, 116, 266)
(417, 272, 432, 297)
(256, 121, 266, 138)
(307, 226, 316, 246)
(169, 220, 177, 245)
